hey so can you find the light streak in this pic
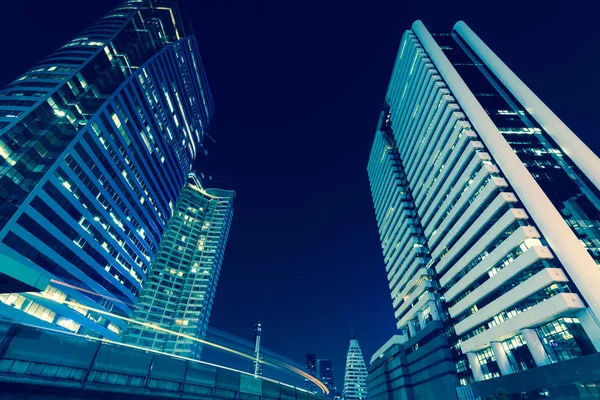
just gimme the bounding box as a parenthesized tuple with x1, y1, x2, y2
(16, 321, 310, 392)
(27, 291, 329, 394)
(49, 280, 323, 382)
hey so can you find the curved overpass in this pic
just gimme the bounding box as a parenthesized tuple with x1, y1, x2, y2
(0, 321, 326, 400)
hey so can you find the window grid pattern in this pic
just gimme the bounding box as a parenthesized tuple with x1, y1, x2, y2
(367, 25, 592, 387)
(123, 176, 234, 359)
(342, 339, 368, 400)
(0, 0, 214, 339)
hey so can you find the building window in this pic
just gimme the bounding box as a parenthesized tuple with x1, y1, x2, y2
(501, 334, 535, 372)
(475, 347, 501, 380)
(536, 318, 595, 363)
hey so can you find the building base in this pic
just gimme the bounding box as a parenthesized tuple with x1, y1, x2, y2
(459, 351, 600, 399)
(367, 322, 459, 400)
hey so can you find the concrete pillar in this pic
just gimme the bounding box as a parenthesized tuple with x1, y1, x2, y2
(398, 328, 410, 344)
(407, 320, 417, 338)
(428, 301, 441, 321)
(417, 310, 427, 329)
(521, 328, 550, 366)
(490, 342, 512, 375)
(577, 308, 600, 352)
(466, 352, 485, 382)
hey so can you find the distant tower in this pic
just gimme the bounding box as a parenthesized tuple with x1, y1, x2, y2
(304, 353, 318, 393)
(317, 358, 336, 398)
(253, 323, 263, 376)
(342, 338, 367, 400)
(123, 174, 235, 359)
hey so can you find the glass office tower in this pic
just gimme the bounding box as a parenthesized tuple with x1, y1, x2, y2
(367, 20, 600, 399)
(0, 0, 214, 340)
(124, 173, 234, 359)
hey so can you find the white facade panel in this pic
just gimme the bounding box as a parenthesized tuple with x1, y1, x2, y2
(448, 245, 554, 317)
(460, 293, 585, 353)
(454, 268, 569, 335)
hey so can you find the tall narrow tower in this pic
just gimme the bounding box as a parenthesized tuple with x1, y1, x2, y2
(317, 358, 336, 398)
(253, 323, 263, 376)
(123, 173, 234, 359)
(304, 353, 318, 393)
(367, 18, 600, 400)
(342, 338, 367, 400)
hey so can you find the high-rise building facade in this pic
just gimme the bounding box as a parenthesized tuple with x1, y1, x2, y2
(0, 0, 213, 339)
(253, 322, 263, 376)
(342, 338, 367, 400)
(305, 353, 318, 393)
(317, 358, 337, 398)
(123, 173, 234, 358)
(367, 20, 600, 399)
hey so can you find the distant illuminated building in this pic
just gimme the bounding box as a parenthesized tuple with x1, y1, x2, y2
(317, 358, 337, 398)
(253, 323, 263, 376)
(0, 0, 213, 339)
(304, 353, 318, 393)
(305, 354, 337, 396)
(123, 174, 234, 358)
(342, 338, 367, 400)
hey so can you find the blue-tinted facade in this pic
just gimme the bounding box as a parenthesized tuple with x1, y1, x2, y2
(316, 359, 336, 399)
(124, 174, 235, 359)
(305, 354, 318, 393)
(0, 0, 214, 339)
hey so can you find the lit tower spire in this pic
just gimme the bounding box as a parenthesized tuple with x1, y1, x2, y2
(253, 322, 263, 376)
(342, 337, 367, 400)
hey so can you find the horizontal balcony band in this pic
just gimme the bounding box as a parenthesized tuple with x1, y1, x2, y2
(460, 292, 585, 353)
(448, 245, 553, 316)
(455, 267, 569, 336)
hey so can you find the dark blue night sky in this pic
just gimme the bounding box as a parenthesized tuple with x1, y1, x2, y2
(1, 0, 598, 388)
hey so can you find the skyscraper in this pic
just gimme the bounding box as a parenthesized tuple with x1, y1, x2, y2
(0, 0, 213, 339)
(123, 173, 234, 358)
(342, 338, 367, 400)
(367, 20, 600, 399)
(253, 322, 263, 376)
(317, 358, 337, 398)
(305, 353, 318, 393)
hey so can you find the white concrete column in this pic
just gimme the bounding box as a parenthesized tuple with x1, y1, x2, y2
(407, 320, 417, 338)
(398, 328, 410, 344)
(429, 301, 441, 321)
(453, 21, 600, 191)
(417, 310, 427, 329)
(411, 20, 600, 333)
(490, 342, 512, 375)
(521, 328, 550, 367)
(577, 308, 600, 352)
(466, 352, 485, 382)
